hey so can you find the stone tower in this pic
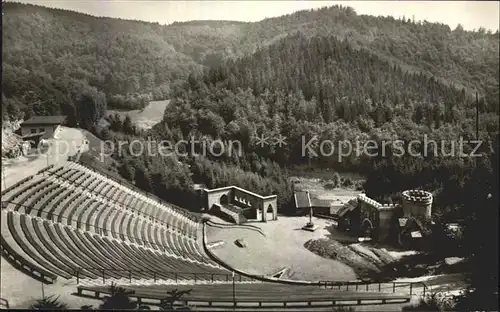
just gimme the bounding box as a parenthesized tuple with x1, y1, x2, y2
(401, 190, 433, 218)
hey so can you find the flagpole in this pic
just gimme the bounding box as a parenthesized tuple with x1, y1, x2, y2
(232, 271, 236, 311)
(41, 281, 45, 299)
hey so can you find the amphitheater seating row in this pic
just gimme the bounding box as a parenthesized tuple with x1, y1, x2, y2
(36, 164, 55, 176)
(2, 176, 46, 208)
(1, 162, 227, 281)
(0, 217, 57, 284)
(2, 174, 213, 265)
(6, 167, 174, 234)
(1, 174, 35, 196)
(74, 162, 198, 222)
(3, 211, 239, 282)
(47, 163, 198, 235)
(70, 163, 199, 219)
(80, 283, 411, 302)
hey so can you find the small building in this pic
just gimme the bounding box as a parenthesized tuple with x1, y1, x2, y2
(294, 191, 352, 216)
(335, 198, 359, 231)
(202, 186, 278, 224)
(294, 191, 312, 214)
(20, 115, 67, 140)
(293, 190, 359, 220)
(397, 217, 432, 249)
(335, 190, 434, 247)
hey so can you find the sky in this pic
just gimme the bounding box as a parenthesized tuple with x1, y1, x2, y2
(15, 1, 500, 32)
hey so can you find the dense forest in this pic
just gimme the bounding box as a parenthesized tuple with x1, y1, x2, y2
(2, 3, 498, 121)
(2, 2, 498, 213)
(160, 31, 498, 216)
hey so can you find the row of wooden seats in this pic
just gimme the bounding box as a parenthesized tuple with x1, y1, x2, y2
(49, 164, 197, 237)
(9, 176, 211, 264)
(68, 163, 198, 225)
(80, 283, 411, 302)
(5, 211, 234, 282)
(73, 162, 199, 220)
(0, 212, 58, 283)
(1, 174, 35, 197)
(3, 163, 222, 269)
(3, 165, 217, 266)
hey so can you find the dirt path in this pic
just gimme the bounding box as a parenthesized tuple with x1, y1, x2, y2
(2, 126, 87, 189)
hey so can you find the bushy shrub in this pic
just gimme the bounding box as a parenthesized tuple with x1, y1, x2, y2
(29, 295, 68, 310)
(324, 181, 336, 190)
(342, 177, 353, 187)
(402, 293, 455, 311)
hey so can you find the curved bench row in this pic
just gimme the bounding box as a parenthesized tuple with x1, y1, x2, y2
(75, 163, 199, 222)
(4, 175, 213, 265)
(48, 163, 198, 236)
(1, 174, 35, 197)
(76, 162, 198, 221)
(77, 284, 411, 308)
(2, 164, 220, 268)
(3, 211, 238, 282)
(0, 215, 57, 284)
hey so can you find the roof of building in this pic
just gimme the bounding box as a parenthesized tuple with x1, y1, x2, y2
(21, 115, 67, 126)
(311, 197, 332, 208)
(337, 198, 358, 218)
(294, 191, 311, 209)
(21, 131, 46, 139)
(204, 185, 277, 200)
(399, 217, 432, 238)
(410, 231, 423, 238)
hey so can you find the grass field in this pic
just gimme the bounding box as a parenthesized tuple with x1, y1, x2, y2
(106, 100, 170, 130)
(289, 166, 366, 182)
(291, 176, 360, 201)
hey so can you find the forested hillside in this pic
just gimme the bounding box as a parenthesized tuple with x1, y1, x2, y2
(3, 1, 498, 209)
(159, 30, 498, 220)
(153, 21, 498, 309)
(2, 3, 498, 124)
(3, 1, 498, 211)
(2, 2, 197, 124)
(160, 6, 499, 226)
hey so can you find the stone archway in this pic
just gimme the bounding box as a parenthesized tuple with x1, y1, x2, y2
(220, 194, 229, 205)
(266, 204, 274, 221)
(261, 199, 278, 222)
(361, 218, 374, 237)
